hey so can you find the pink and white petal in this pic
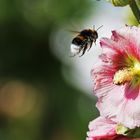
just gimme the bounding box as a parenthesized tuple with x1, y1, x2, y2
(86, 117, 134, 140)
(87, 116, 116, 139)
(100, 37, 130, 69)
(96, 84, 140, 129)
(113, 26, 140, 60)
(100, 38, 123, 55)
(91, 65, 117, 98)
(100, 36, 129, 57)
(116, 26, 140, 48)
(100, 26, 140, 66)
(101, 29, 140, 66)
(111, 30, 125, 42)
(117, 86, 140, 128)
(96, 85, 126, 122)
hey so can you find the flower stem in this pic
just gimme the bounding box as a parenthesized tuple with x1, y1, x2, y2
(129, 0, 140, 24)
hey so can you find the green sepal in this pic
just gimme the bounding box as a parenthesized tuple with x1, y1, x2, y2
(125, 127, 140, 138)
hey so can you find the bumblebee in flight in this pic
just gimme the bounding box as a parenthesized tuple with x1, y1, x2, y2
(70, 25, 102, 57)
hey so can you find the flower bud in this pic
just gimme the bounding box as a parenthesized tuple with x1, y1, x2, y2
(107, 0, 132, 7)
(116, 124, 128, 135)
(116, 124, 140, 138)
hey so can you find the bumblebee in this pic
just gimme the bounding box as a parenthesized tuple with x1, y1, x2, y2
(70, 25, 102, 57)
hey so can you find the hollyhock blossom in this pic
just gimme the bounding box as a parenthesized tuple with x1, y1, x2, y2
(92, 26, 140, 129)
(87, 116, 134, 140)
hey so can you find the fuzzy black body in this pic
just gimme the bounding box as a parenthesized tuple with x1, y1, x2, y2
(71, 29, 98, 56)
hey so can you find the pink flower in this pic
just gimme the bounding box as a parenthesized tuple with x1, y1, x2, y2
(92, 26, 140, 129)
(87, 116, 132, 140)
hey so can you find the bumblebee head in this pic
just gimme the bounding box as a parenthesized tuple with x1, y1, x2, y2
(91, 30, 98, 39)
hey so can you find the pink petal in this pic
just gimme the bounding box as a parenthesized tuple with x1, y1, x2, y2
(112, 26, 140, 60)
(116, 26, 140, 48)
(96, 84, 140, 128)
(86, 117, 133, 140)
(96, 86, 125, 122)
(91, 64, 116, 98)
(118, 86, 140, 128)
(87, 117, 116, 139)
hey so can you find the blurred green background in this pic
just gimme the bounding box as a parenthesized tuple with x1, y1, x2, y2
(0, 0, 139, 139)
(0, 0, 99, 140)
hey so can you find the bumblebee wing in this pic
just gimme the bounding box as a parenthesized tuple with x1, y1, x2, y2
(87, 41, 93, 51)
(79, 43, 88, 57)
(69, 30, 80, 34)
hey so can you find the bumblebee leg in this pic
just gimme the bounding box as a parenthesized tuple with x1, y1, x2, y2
(94, 39, 97, 45)
(87, 41, 93, 51)
(79, 43, 88, 57)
